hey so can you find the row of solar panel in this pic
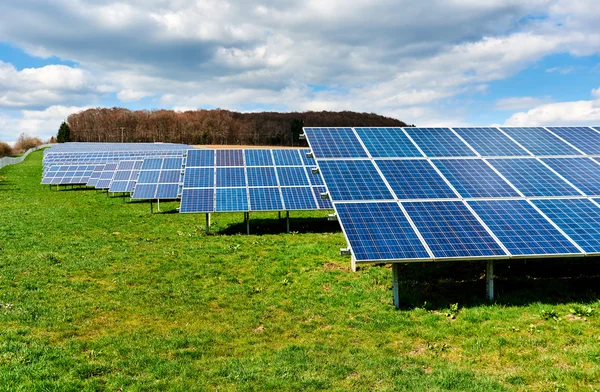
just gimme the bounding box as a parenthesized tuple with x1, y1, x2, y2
(44, 142, 191, 153)
(185, 149, 315, 167)
(131, 157, 184, 200)
(180, 186, 331, 213)
(304, 127, 600, 158)
(42, 150, 187, 169)
(339, 198, 600, 262)
(318, 157, 600, 201)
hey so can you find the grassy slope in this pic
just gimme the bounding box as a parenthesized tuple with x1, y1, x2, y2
(1, 151, 600, 391)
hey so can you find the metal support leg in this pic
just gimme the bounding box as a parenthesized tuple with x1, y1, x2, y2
(150, 200, 153, 214)
(157, 199, 160, 212)
(286, 211, 290, 233)
(486, 260, 494, 302)
(278, 211, 281, 220)
(206, 213, 210, 234)
(392, 263, 401, 309)
(246, 212, 250, 235)
(351, 256, 357, 272)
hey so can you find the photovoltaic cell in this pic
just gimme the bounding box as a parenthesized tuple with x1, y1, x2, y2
(453, 127, 530, 156)
(158, 170, 181, 184)
(281, 187, 317, 210)
(375, 160, 457, 199)
(500, 127, 582, 156)
(355, 128, 422, 158)
(542, 158, 600, 196)
(433, 159, 519, 198)
(272, 149, 303, 166)
(132, 184, 157, 199)
(141, 158, 163, 170)
(312, 186, 333, 209)
(180, 188, 214, 213)
(162, 157, 182, 170)
(545, 127, 600, 155)
(318, 160, 393, 201)
(303, 128, 368, 158)
(488, 158, 581, 197)
(184, 168, 214, 188)
(247, 167, 278, 187)
(532, 198, 600, 253)
(216, 149, 244, 166)
(138, 171, 160, 183)
(244, 149, 273, 166)
(468, 199, 580, 256)
(216, 167, 246, 187)
(216, 188, 248, 211)
(249, 187, 283, 211)
(186, 150, 214, 167)
(300, 149, 316, 166)
(336, 202, 430, 261)
(404, 128, 476, 157)
(307, 169, 324, 186)
(156, 183, 180, 199)
(276, 167, 309, 186)
(403, 201, 506, 258)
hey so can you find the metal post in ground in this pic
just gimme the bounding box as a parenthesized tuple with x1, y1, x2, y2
(392, 263, 401, 309)
(246, 212, 250, 235)
(206, 213, 210, 234)
(486, 260, 494, 301)
(286, 211, 290, 233)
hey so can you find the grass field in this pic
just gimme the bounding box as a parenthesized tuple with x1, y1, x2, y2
(1, 151, 600, 391)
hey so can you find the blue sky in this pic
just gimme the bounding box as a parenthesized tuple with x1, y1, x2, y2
(0, 0, 599, 142)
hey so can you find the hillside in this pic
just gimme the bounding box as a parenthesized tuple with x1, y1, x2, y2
(66, 109, 411, 146)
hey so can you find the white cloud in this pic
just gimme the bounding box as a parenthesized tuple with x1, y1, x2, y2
(592, 87, 600, 99)
(116, 89, 152, 102)
(504, 96, 600, 126)
(495, 96, 553, 111)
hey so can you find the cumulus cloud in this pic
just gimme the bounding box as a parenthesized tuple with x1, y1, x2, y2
(0, 106, 89, 143)
(495, 96, 553, 111)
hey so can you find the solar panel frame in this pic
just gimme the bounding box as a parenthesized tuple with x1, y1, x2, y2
(499, 127, 583, 156)
(452, 127, 531, 157)
(404, 128, 477, 157)
(542, 158, 600, 196)
(355, 127, 423, 158)
(317, 160, 394, 201)
(303, 128, 368, 158)
(545, 127, 600, 155)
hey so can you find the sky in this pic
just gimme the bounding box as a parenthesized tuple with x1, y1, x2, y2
(0, 0, 599, 143)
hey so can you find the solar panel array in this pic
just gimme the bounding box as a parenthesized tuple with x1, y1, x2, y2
(180, 149, 333, 213)
(131, 157, 184, 200)
(304, 126, 600, 264)
(108, 160, 143, 193)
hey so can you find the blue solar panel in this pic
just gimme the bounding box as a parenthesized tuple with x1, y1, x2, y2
(110, 181, 130, 193)
(542, 158, 600, 196)
(433, 159, 519, 198)
(113, 171, 131, 181)
(216, 188, 248, 212)
(186, 150, 214, 167)
(180, 188, 214, 213)
(312, 187, 333, 209)
(216, 150, 244, 166)
(118, 161, 135, 170)
(132, 184, 157, 199)
(86, 164, 105, 186)
(277, 167, 309, 186)
(244, 149, 273, 166)
(336, 202, 430, 261)
(300, 149, 316, 166)
(138, 171, 160, 183)
(404, 128, 476, 157)
(488, 158, 581, 197)
(376, 160, 457, 199)
(142, 158, 163, 170)
(247, 167, 278, 187)
(216, 168, 246, 187)
(355, 128, 422, 158)
(158, 170, 181, 184)
(184, 168, 214, 188)
(469, 199, 580, 256)
(318, 160, 393, 201)
(303, 128, 368, 158)
(249, 188, 283, 211)
(272, 149, 303, 166)
(532, 198, 600, 253)
(545, 127, 600, 155)
(156, 183, 180, 199)
(307, 169, 324, 186)
(499, 127, 582, 156)
(281, 187, 317, 210)
(403, 201, 506, 258)
(453, 127, 530, 156)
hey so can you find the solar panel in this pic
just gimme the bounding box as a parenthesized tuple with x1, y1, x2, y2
(216, 188, 248, 212)
(303, 128, 368, 158)
(432, 159, 519, 198)
(141, 158, 163, 170)
(247, 167, 278, 187)
(468, 200, 580, 256)
(318, 160, 393, 201)
(186, 150, 214, 167)
(545, 127, 600, 155)
(216, 150, 244, 166)
(184, 168, 214, 188)
(41, 164, 97, 185)
(488, 158, 581, 197)
(276, 167, 309, 186)
(499, 127, 582, 156)
(138, 171, 160, 183)
(272, 149, 303, 166)
(300, 149, 316, 166)
(313, 186, 333, 209)
(532, 198, 600, 254)
(336, 202, 430, 261)
(402, 201, 506, 258)
(216, 168, 246, 187)
(95, 163, 119, 189)
(281, 187, 317, 210)
(87, 164, 105, 187)
(156, 183, 180, 199)
(404, 128, 476, 157)
(542, 158, 600, 196)
(452, 127, 530, 156)
(249, 187, 283, 211)
(132, 184, 157, 199)
(375, 159, 457, 199)
(180, 188, 214, 213)
(109, 160, 142, 193)
(245, 149, 273, 166)
(355, 128, 422, 158)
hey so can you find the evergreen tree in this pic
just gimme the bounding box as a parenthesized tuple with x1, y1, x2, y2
(290, 118, 304, 146)
(57, 121, 71, 143)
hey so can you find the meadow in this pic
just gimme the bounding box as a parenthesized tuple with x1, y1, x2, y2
(1, 150, 600, 391)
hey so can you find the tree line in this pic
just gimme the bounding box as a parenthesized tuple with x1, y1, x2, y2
(66, 108, 411, 146)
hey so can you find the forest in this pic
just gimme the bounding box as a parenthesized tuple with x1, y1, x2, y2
(66, 108, 410, 146)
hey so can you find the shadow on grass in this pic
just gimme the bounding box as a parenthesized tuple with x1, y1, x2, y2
(219, 216, 341, 235)
(389, 258, 600, 309)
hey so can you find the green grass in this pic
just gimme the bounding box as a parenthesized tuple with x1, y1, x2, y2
(1, 151, 600, 391)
